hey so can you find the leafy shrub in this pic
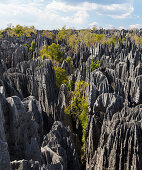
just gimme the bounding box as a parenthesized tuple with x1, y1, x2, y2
(48, 43, 63, 62)
(91, 59, 100, 71)
(129, 33, 142, 45)
(40, 45, 49, 58)
(95, 34, 105, 44)
(24, 44, 30, 48)
(105, 36, 117, 46)
(12, 25, 24, 36)
(4, 25, 37, 37)
(54, 67, 68, 90)
(66, 80, 75, 91)
(67, 34, 79, 52)
(57, 26, 73, 42)
(40, 43, 64, 63)
(41, 30, 55, 39)
(66, 56, 73, 65)
(79, 102, 88, 144)
(29, 42, 36, 57)
(64, 81, 88, 145)
(0, 30, 3, 38)
(23, 25, 37, 37)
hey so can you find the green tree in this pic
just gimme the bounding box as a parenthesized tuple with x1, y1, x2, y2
(40, 43, 64, 63)
(64, 81, 88, 145)
(0, 30, 3, 38)
(66, 80, 75, 91)
(78, 29, 91, 46)
(29, 41, 36, 57)
(95, 34, 105, 44)
(41, 30, 55, 40)
(105, 36, 118, 46)
(4, 25, 37, 37)
(48, 43, 64, 62)
(91, 59, 100, 71)
(67, 34, 79, 52)
(57, 26, 73, 43)
(66, 56, 73, 65)
(12, 25, 24, 36)
(54, 67, 68, 90)
(23, 25, 37, 37)
(40, 45, 49, 58)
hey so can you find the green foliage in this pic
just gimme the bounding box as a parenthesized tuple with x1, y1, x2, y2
(91, 59, 100, 71)
(0, 31, 3, 38)
(121, 38, 126, 44)
(104, 36, 126, 46)
(64, 81, 88, 145)
(54, 67, 68, 89)
(12, 25, 24, 36)
(40, 45, 49, 59)
(66, 80, 75, 91)
(48, 43, 63, 62)
(67, 34, 79, 52)
(29, 42, 36, 57)
(23, 25, 37, 37)
(35, 61, 43, 70)
(78, 31, 105, 47)
(57, 26, 73, 42)
(56, 27, 123, 51)
(92, 27, 96, 31)
(78, 29, 92, 47)
(40, 43, 64, 63)
(105, 36, 117, 46)
(41, 30, 55, 39)
(67, 30, 105, 48)
(4, 25, 37, 37)
(138, 37, 142, 45)
(95, 34, 105, 44)
(129, 33, 142, 45)
(66, 56, 73, 65)
(79, 102, 88, 144)
(24, 43, 30, 48)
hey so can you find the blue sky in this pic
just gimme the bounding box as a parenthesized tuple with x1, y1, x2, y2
(0, 0, 141, 30)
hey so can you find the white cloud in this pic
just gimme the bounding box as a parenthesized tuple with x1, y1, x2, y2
(118, 26, 125, 30)
(72, 11, 89, 25)
(89, 22, 98, 27)
(129, 24, 142, 29)
(105, 25, 115, 29)
(0, 0, 134, 29)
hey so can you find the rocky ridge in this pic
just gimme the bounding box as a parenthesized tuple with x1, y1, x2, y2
(0, 29, 142, 170)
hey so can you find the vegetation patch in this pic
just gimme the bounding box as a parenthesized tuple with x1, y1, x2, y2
(66, 56, 73, 65)
(64, 81, 88, 146)
(41, 30, 56, 40)
(54, 67, 68, 90)
(4, 25, 37, 37)
(40, 43, 64, 63)
(91, 59, 100, 71)
(29, 41, 36, 57)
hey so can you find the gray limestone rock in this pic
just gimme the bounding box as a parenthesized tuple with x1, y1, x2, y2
(90, 71, 110, 95)
(0, 94, 11, 170)
(93, 93, 124, 114)
(86, 105, 142, 170)
(3, 96, 42, 162)
(11, 160, 41, 170)
(57, 84, 67, 122)
(3, 59, 58, 121)
(1, 29, 142, 170)
(42, 121, 80, 170)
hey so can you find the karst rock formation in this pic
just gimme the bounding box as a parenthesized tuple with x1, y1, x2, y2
(0, 29, 142, 170)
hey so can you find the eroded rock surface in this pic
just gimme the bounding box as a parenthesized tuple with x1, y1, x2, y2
(0, 29, 142, 170)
